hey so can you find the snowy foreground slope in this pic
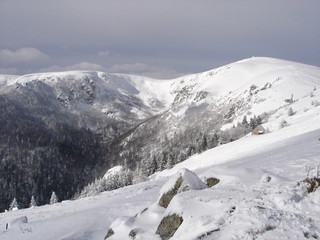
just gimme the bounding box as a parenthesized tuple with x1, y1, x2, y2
(1, 90, 320, 239)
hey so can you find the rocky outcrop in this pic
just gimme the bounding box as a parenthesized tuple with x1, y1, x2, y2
(104, 228, 114, 239)
(302, 177, 320, 193)
(155, 214, 183, 240)
(206, 177, 220, 187)
(158, 176, 183, 208)
(158, 169, 207, 209)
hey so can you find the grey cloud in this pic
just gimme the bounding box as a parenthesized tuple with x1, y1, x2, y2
(98, 50, 109, 57)
(40, 61, 182, 79)
(108, 63, 183, 79)
(0, 48, 49, 65)
(0, 68, 18, 75)
(0, 0, 319, 74)
(40, 62, 107, 73)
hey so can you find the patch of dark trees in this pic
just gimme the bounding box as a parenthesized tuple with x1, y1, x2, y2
(0, 92, 266, 211)
(0, 96, 108, 212)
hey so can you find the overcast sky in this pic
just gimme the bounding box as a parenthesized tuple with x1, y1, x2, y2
(0, 0, 319, 78)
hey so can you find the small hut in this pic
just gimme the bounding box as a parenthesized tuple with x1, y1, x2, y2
(252, 125, 266, 135)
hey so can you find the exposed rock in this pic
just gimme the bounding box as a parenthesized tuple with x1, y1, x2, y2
(129, 229, 137, 239)
(206, 177, 220, 187)
(302, 177, 320, 193)
(261, 174, 272, 183)
(196, 228, 220, 239)
(104, 228, 114, 239)
(194, 91, 208, 102)
(159, 176, 183, 208)
(155, 214, 183, 240)
(158, 169, 207, 209)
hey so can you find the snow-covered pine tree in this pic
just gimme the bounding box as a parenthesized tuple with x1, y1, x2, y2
(249, 117, 257, 131)
(50, 191, 58, 204)
(210, 133, 219, 148)
(9, 198, 19, 211)
(30, 195, 37, 208)
(242, 115, 248, 125)
(200, 134, 208, 152)
(279, 119, 288, 128)
(288, 107, 295, 116)
(256, 116, 262, 125)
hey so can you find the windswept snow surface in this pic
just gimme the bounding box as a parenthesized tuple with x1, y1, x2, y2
(1, 57, 320, 239)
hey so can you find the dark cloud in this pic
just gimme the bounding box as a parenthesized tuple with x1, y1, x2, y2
(0, 0, 319, 75)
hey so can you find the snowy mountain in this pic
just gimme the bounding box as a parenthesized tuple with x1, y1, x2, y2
(0, 71, 173, 211)
(0, 71, 173, 128)
(0, 57, 320, 238)
(111, 57, 320, 178)
(0, 88, 319, 239)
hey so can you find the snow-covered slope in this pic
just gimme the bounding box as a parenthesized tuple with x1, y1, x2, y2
(1, 57, 319, 132)
(0, 101, 319, 240)
(0, 71, 173, 127)
(1, 57, 320, 240)
(166, 57, 320, 126)
(113, 57, 320, 177)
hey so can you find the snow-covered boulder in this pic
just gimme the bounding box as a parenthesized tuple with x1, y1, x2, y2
(300, 177, 320, 193)
(6, 216, 28, 230)
(104, 169, 207, 239)
(158, 168, 207, 208)
(104, 203, 165, 240)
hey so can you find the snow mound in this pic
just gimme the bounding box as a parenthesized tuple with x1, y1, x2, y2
(103, 165, 124, 179)
(158, 168, 207, 197)
(106, 203, 164, 240)
(5, 216, 28, 232)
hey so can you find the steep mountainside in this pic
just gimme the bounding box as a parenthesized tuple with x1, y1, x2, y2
(114, 57, 320, 177)
(0, 71, 172, 211)
(0, 57, 319, 212)
(0, 90, 319, 239)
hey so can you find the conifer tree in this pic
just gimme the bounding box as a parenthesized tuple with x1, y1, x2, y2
(50, 191, 58, 204)
(288, 107, 295, 116)
(249, 117, 257, 130)
(30, 195, 37, 208)
(210, 133, 219, 148)
(242, 115, 248, 125)
(200, 134, 208, 152)
(9, 198, 19, 211)
(256, 116, 262, 125)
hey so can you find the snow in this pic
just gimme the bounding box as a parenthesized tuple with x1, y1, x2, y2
(0, 181, 162, 240)
(0, 74, 18, 87)
(0, 71, 174, 123)
(103, 165, 124, 178)
(119, 74, 175, 110)
(1, 57, 320, 239)
(7, 216, 28, 230)
(2, 119, 319, 239)
(158, 168, 207, 197)
(107, 203, 164, 240)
